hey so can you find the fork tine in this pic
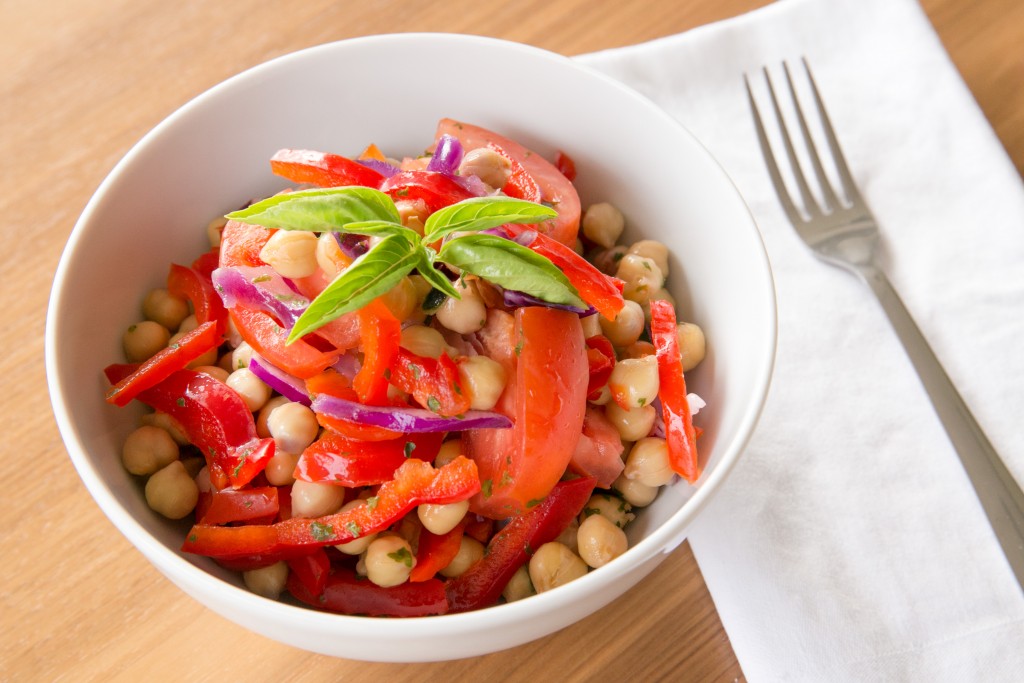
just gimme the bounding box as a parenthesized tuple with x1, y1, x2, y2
(744, 74, 805, 227)
(800, 57, 865, 206)
(761, 66, 824, 218)
(783, 62, 840, 212)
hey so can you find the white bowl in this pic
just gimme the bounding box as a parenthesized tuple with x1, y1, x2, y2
(45, 33, 775, 661)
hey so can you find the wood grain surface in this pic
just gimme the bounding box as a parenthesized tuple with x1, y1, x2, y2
(3, 1, 1021, 681)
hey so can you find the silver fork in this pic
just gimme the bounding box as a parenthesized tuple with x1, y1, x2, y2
(747, 59, 1024, 592)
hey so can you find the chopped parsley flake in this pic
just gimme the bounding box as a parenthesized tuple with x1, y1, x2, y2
(176, 397, 186, 407)
(345, 521, 362, 537)
(310, 521, 336, 542)
(404, 442, 416, 458)
(500, 471, 513, 487)
(366, 496, 379, 511)
(387, 546, 414, 567)
(426, 396, 441, 413)
(481, 479, 493, 498)
(526, 498, 545, 509)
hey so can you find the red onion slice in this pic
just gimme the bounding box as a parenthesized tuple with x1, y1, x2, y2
(212, 266, 308, 328)
(311, 394, 512, 433)
(249, 356, 311, 406)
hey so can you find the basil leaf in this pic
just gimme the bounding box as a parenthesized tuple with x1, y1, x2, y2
(341, 220, 421, 242)
(227, 187, 401, 231)
(422, 197, 558, 242)
(437, 234, 584, 308)
(288, 234, 418, 341)
(414, 249, 461, 300)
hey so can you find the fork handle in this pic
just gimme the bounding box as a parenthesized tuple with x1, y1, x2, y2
(859, 264, 1024, 589)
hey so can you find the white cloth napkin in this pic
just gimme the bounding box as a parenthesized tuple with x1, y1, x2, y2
(577, 0, 1024, 680)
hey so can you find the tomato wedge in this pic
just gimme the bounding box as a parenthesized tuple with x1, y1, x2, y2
(436, 118, 581, 246)
(379, 170, 475, 215)
(389, 348, 470, 417)
(462, 307, 588, 518)
(219, 219, 272, 268)
(569, 407, 625, 488)
(270, 149, 385, 188)
(230, 306, 339, 379)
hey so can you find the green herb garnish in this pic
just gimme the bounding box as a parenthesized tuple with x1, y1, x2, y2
(388, 546, 414, 567)
(227, 190, 572, 342)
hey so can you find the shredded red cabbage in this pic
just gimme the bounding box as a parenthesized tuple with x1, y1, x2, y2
(311, 394, 512, 433)
(249, 356, 311, 406)
(212, 266, 308, 328)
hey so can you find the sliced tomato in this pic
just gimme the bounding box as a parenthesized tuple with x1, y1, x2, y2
(270, 149, 385, 189)
(585, 334, 616, 399)
(554, 150, 577, 182)
(379, 170, 475, 215)
(435, 118, 581, 246)
(462, 307, 588, 519)
(569, 407, 625, 488)
(230, 306, 339, 379)
(219, 219, 273, 268)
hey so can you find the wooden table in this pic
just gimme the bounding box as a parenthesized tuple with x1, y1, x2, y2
(4, 1, 1021, 680)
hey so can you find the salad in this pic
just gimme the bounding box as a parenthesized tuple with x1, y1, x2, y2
(104, 119, 707, 616)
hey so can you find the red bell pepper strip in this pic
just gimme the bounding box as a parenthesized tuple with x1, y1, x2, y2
(198, 487, 280, 526)
(191, 248, 221, 280)
(464, 516, 494, 544)
(554, 150, 577, 182)
(505, 225, 625, 320)
(584, 334, 616, 399)
(379, 170, 475, 215)
(104, 367, 275, 489)
(488, 143, 542, 202)
(445, 476, 596, 613)
(286, 547, 332, 599)
(288, 567, 449, 617)
(295, 430, 444, 486)
(270, 149, 385, 189)
(181, 457, 480, 559)
(167, 263, 227, 330)
(649, 299, 700, 483)
(353, 299, 401, 405)
(104, 320, 223, 407)
(230, 306, 339, 379)
(409, 520, 467, 583)
(388, 348, 471, 417)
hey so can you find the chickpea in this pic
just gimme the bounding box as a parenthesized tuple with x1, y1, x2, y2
(622, 341, 656, 359)
(177, 314, 199, 335)
(379, 277, 419, 321)
(581, 202, 625, 248)
(242, 561, 289, 599)
(290, 480, 345, 518)
(121, 425, 179, 476)
(256, 395, 291, 438)
(577, 514, 628, 569)
(400, 325, 450, 359)
(263, 450, 299, 486)
(458, 147, 511, 190)
(457, 356, 507, 411)
(591, 244, 628, 275)
(417, 500, 469, 536)
(613, 472, 659, 508)
(315, 232, 354, 279)
(580, 313, 602, 339)
(139, 411, 189, 446)
(605, 402, 657, 441)
(395, 198, 429, 233)
(194, 466, 213, 493)
(334, 500, 378, 555)
(440, 536, 485, 578)
(555, 517, 580, 554)
(207, 216, 228, 249)
(502, 565, 535, 603)
(193, 365, 229, 383)
(580, 493, 634, 529)
(616, 254, 663, 305)
(259, 230, 318, 278)
(267, 402, 319, 454)
(434, 439, 463, 468)
(231, 341, 255, 372)
(144, 460, 199, 519)
(142, 288, 189, 331)
(624, 437, 673, 487)
(607, 356, 660, 410)
(528, 542, 588, 593)
(365, 536, 416, 587)
(599, 299, 644, 347)
(436, 281, 486, 335)
(225, 368, 271, 412)
(627, 240, 670, 277)
(677, 322, 706, 372)
(123, 320, 170, 362)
